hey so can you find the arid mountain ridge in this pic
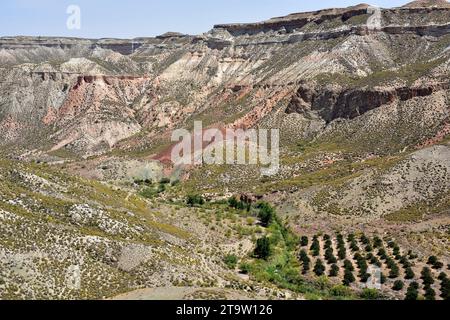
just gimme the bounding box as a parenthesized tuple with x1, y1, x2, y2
(0, 1, 449, 156)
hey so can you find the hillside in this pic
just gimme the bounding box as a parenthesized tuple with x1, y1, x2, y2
(0, 1, 449, 300)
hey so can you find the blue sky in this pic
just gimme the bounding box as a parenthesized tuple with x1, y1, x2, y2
(2, 0, 409, 38)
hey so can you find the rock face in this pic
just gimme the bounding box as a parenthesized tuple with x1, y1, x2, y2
(0, 1, 448, 159)
(286, 82, 450, 122)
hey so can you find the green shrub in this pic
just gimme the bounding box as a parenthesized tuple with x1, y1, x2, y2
(393, 280, 404, 291)
(256, 202, 275, 227)
(302, 261, 311, 274)
(344, 260, 354, 272)
(373, 236, 383, 248)
(254, 237, 271, 260)
(157, 183, 166, 193)
(350, 240, 359, 252)
(405, 282, 419, 300)
(239, 263, 251, 274)
(329, 264, 339, 277)
(325, 248, 337, 264)
(361, 288, 380, 300)
(438, 272, 447, 281)
(427, 256, 438, 265)
(228, 197, 246, 210)
(330, 285, 352, 297)
(424, 287, 436, 300)
(314, 259, 326, 276)
(421, 267, 434, 286)
(310, 238, 320, 257)
(186, 194, 205, 206)
(140, 187, 158, 199)
(440, 278, 450, 300)
(360, 273, 370, 283)
(405, 267, 415, 280)
(300, 236, 309, 247)
(338, 247, 346, 260)
(160, 177, 171, 184)
(343, 270, 355, 286)
(400, 256, 411, 268)
(389, 265, 400, 279)
(360, 235, 370, 245)
(224, 254, 238, 269)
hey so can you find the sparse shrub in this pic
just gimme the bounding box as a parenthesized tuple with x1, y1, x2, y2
(224, 254, 238, 269)
(344, 259, 354, 272)
(254, 237, 270, 260)
(314, 259, 326, 276)
(228, 197, 246, 210)
(438, 272, 447, 281)
(421, 267, 434, 286)
(256, 202, 275, 227)
(350, 240, 359, 252)
(393, 280, 404, 291)
(299, 249, 308, 262)
(330, 285, 352, 297)
(239, 263, 251, 274)
(140, 187, 159, 198)
(370, 255, 379, 265)
(424, 287, 436, 300)
(300, 236, 308, 247)
(389, 265, 400, 279)
(329, 264, 339, 277)
(386, 257, 395, 269)
(408, 251, 418, 259)
(360, 273, 370, 283)
(310, 237, 320, 257)
(361, 288, 380, 300)
(393, 246, 400, 256)
(373, 236, 383, 248)
(405, 282, 419, 300)
(338, 247, 346, 260)
(427, 256, 438, 265)
(160, 177, 171, 184)
(360, 234, 370, 245)
(405, 267, 415, 280)
(302, 261, 311, 274)
(157, 183, 166, 193)
(378, 248, 387, 260)
(440, 278, 450, 300)
(400, 256, 411, 268)
(186, 194, 204, 206)
(325, 248, 337, 264)
(343, 269, 355, 286)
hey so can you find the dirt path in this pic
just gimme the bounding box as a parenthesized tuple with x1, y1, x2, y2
(110, 287, 261, 300)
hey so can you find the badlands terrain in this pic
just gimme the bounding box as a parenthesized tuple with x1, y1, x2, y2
(0, 0, 449, 300)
